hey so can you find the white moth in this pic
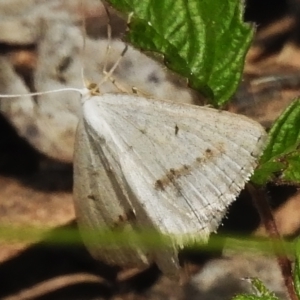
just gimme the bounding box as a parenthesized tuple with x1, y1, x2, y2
(0, 1, 267, 280)
(73, 86, 267, 279)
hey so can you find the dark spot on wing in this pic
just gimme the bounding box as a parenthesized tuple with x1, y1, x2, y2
(205, 148, 212, 154)
(205, 148, 215, 159)
(118, 211, 134, 223)
(113, 209, 136, 228)
(175, 124, 179, 135)
(155, 179, 165, 191)
(196, 157, 202, 163)
(90, 171, 99, 176)
(87, 194, 96, 201)
(154, 165, 192, 191)
(154, 143, 225, 190)
(196, 148, 214, 164)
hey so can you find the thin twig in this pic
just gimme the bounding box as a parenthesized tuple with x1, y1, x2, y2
(247, 183, 298, 300)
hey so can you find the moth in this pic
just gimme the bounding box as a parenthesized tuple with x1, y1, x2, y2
(73, 87, 267, 279)
(0, 1, 268, 280)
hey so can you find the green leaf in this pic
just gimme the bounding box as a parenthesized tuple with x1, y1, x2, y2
(293, 239, 300, 299)
(233, 295, 272, 300)
(232, 278, 279, 300)
(233, 296, 262, 300)
(252, 99, 300, 185)
(107, 0, 253, 106)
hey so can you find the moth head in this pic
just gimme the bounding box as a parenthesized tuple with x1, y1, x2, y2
(86, 81, 100, 96)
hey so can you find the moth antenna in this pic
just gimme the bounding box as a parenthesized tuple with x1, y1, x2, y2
(0, 88, 83, 99)
(101, 3, 112, 77)
(79, 0, 87, 88)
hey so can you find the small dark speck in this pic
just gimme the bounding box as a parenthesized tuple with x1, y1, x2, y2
(155, 179, 164, 191)
(205, 148, 212, 154)
(87, 194, 96, 201)
(170, 168, 176, 175)
(175, 124, 179, 135)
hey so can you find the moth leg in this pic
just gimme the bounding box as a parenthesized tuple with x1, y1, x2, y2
(102, 49, 152, 96)
(98, 8, 150, 96)
(100, 44, 132, 92)
(97, 3, 129, 88)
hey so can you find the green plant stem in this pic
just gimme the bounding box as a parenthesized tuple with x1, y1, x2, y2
(248, 183, 298, 300)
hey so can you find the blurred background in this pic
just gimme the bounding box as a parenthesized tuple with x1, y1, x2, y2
(0, 0, 300, 299)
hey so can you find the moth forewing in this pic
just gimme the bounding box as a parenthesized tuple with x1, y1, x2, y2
(73, 115, 152, 268)
(73, 93, 267, 278)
